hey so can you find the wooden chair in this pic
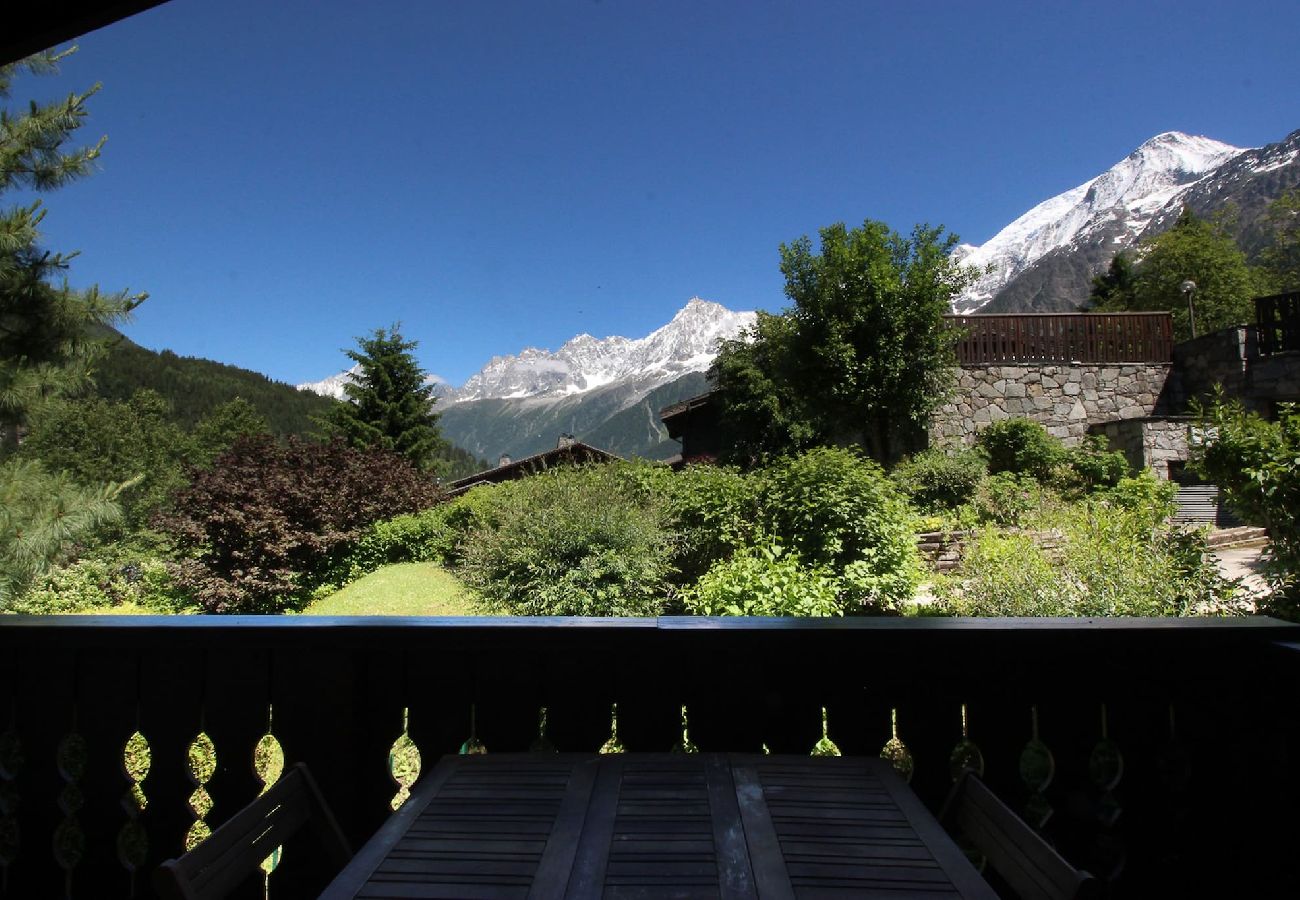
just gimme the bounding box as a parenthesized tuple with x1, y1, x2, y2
(942, 772, 1100, 900)
(155, 762, 352, 900)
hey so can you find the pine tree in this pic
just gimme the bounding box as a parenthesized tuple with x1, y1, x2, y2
(323, 325, 451, 472)
(0, 48, 144, 606)
(1261, 190, 1300, 291)
(1089, 252, 1137, 310)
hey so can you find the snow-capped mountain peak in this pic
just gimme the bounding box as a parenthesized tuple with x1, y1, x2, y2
(449, 297, 755, 402)
(297, 297, 756, 404)
(296, 364, 361, 401)
(953, 131, 1246, 312)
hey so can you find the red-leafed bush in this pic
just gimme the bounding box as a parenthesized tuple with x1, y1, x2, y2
(158, 435, 441, 612)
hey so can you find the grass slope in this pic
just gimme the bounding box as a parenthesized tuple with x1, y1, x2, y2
(303, 562, 485, 616)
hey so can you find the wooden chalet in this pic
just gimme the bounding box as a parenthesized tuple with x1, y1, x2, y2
(659, 390, 724, 467)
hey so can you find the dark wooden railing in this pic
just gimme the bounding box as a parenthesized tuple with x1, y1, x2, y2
(1256, 291, 1300, 356)
(946, 313, 1174, 364)
(0, 616, 1297, 898)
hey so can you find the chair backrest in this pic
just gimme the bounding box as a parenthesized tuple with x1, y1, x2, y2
(155, 762, 352, 900)
(942, 772, 1099, 900)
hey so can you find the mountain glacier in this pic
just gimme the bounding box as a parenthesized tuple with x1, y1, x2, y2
(298, 297, 755, 405)
(952, 132, 1246, 312)
(450, 297, 754, 402)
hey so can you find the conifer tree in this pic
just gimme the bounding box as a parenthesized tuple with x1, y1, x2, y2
(323, 325, 450, 472)
(1261, 189, 1300, 291)
(0, 48, 144, 606)
(1089, 251, 1137, 310)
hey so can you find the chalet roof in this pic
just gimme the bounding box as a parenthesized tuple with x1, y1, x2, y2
(446, 441, 621, 496)
(659, 390, 718, 424)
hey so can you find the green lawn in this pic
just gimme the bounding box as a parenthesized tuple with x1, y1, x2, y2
(302, 562, 487, 616)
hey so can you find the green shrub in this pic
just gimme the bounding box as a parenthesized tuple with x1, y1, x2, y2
(891, 447, 988, 512)
(1103, 471, 1177, 525)
(15, 540, 191, 614)
(457, 464, 674, 616)
(426, 488, 503, 564)
(158, 436, 442, 613)
(1191, 398, 1300, 619)
(757, 447, 920, 613)
(322, 506, 455, 587)
(935, 499, 1242, 617)
(1062, 435, 1130, 493)
(971, 472, 1044, 525)
(684, 544, 842, 616)
(976, 418, 1066, 481)
(932, 529, 1067, 616)
(658, 463, 761, 585)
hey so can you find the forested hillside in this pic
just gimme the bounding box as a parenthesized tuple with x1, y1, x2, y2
(90, 331, 487, 478)
(94, 330, 338, 434)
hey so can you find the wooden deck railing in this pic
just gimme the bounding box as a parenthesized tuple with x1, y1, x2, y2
(946, 313, 1174, 364)
(1256, 291, 1300, 356)
(0, 616, 1296, 898)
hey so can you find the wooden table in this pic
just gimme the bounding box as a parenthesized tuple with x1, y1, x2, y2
(322, 753, 996, 899)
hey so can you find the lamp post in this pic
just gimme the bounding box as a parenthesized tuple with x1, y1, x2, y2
(1181, 280, 1197, 339)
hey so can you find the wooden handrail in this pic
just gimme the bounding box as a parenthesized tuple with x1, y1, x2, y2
(0, 616, 1295, 896)
(945, 313, 1174, 364)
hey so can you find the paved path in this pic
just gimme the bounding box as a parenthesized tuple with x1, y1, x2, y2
(1209, 540, 1270, 605)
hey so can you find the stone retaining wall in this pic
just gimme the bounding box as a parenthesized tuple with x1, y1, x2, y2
(1090, 417, 1191, 479)
(929, 363, 1172, 447)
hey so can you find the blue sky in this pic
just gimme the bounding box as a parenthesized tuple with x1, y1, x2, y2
(16, 0, 1300, 385)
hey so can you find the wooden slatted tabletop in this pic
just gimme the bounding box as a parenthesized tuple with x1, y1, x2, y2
(322, 753, 997, 899)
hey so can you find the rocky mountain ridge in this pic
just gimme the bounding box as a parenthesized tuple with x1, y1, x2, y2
(954, 131, 1244, 312)
(298, 297, 754, 406)
(449, 298, 754, 403)
(962, 127, 1300, 313)
(297, 298, 755, 463)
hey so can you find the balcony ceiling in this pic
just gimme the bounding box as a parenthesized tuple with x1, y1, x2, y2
(3, 1, 168, 67)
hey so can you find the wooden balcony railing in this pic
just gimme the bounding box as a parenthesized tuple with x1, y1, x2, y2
(0, 616, 1296, 898)
(1256, 291, 1300, 356)
(946, 313, 1174, 365)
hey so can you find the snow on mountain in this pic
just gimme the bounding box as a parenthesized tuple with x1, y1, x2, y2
(446, 297, 755, 403)
(953, 132, 1246, 313)
(297, 364, 360, 400)
(296, 298, 754, 405)
(296, 364, 448, 401)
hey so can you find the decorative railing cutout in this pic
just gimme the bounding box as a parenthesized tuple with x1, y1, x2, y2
(117, 729, 150, 879)
(599, 704, 625, 754)
(254, 705, 285, 880)
(530, 707, 557, 753)
(184, 729, 216, 851)
(671, 705, 699, 754)
(1019, 706, 1055, 828)
(880, 708, 914, 782)
(388, 707, 421, 811)
(810, 707, 841, 757)
(949, 704, 984, 781)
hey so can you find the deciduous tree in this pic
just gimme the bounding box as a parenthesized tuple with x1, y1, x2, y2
(1098, 209, 1265, 339)
(711, 220, 974, 463)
